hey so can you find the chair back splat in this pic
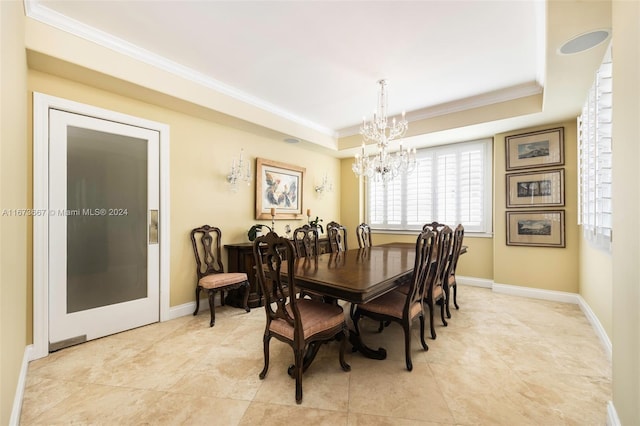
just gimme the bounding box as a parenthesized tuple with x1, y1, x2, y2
(253, 231, 350, 404)
(356, 223, 373, 248)
(422, 223, 453, 339)
(445, 224, 465, 316)
(326, 221, 348, 252)
(255, 232, 297, 326)
(292, 224, 319, 257)
(293, 224, 328, 301)
(192, 226, 224, 278)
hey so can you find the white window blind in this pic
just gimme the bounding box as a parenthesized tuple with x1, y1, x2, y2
(578, 42, 612, 251)
(367, 138, 492, 234)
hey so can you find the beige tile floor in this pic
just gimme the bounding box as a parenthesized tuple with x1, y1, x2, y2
(20, 286, 611, 425)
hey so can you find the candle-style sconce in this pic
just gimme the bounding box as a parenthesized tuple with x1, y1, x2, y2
(226, 148, 251, 192)
(314, 173, 333, 197)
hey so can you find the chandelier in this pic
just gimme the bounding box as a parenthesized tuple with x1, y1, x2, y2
(352, 79, 416, 183)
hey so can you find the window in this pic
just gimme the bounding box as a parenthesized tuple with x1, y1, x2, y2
(578, 42, 612, 251)
(367, 138, 493, 234)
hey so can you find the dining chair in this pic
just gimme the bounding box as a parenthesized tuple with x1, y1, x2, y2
(421, 224, 453, 339)
(356, 222, 373, 248)
(326, 221, 348, 253)
(190, 225, 250, 327)
(292, 224, 320, 257)
(253, 231, 351, 404)
(445, 224, 465, 317)
(352, 229, 436, 371)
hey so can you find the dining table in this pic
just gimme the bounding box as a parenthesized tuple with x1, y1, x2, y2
(289, 242, 417, 362)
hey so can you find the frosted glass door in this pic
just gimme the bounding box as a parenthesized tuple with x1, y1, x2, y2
(49, 109, 159, 349)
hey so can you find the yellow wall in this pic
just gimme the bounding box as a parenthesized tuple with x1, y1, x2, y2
(0, 2, 28, 424)
(579, 235, 612, 338)
(340, 158, 359, 234)
(27, 70, 341, 309)
(611, 1, 640, 423)
(494, 121, 579, 292)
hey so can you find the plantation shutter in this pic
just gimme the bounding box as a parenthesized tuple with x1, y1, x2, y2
(406, 153, 434, 226)
(578, 42, 612, 250)
(366, 138, 492, 233)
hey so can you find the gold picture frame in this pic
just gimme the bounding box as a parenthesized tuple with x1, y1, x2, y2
(255, 158, 305, 220)
(506, 168, 565, 208)
(505, 127, 564, 170)
(506, 210, 565, 248)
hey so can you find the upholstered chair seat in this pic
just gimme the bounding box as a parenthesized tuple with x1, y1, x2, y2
(199, 272, 248, 289)
(269, 299, 346, 340)
(357, 290, 422, 320)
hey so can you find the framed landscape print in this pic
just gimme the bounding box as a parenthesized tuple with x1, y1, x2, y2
(506, 210, 565, 247)
(505, 127, 564, 170)
(255, 158, 305, 220)
(506, 168, 565, 208)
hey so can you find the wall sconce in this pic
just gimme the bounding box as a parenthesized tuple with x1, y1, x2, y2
(314, 173, 333, 196)
(226, 149, 251, 192)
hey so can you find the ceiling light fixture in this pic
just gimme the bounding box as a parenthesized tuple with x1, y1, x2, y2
(558, 29, 610, 55)
(352, 79, 415, 183)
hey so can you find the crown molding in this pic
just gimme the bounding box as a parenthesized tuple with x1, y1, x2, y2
(23, 0, 336, 138)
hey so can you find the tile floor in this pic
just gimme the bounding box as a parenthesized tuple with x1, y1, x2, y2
(20, 286, 611, 425)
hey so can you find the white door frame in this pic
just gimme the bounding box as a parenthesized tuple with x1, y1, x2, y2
(32, 92, 171, 360)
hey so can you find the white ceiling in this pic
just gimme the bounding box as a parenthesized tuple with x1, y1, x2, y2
(30, 0, 611, 155)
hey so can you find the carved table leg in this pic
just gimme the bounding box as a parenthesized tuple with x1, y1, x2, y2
(347, 329, 387, 360)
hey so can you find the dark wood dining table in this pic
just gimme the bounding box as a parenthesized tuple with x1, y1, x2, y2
(290, 242, 417, 361)
(292, 242, 416, 303)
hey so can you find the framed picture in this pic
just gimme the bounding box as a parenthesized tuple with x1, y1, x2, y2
(506, 210, 565, 248)
(506, 168, 565, 208)
(255, 158, 305, 220)
(505, 127, 564, 170)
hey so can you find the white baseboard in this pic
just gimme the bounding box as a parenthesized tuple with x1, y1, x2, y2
(165, 295, 227, 321)
(577, 294, 612, 360)
(166, 297, 215, 321)
(492, 282, 580, 304)
(606, 401, 620, 426)
(457, 275, 492, 288)
(166, 300, 198, 320)
(11, 345, 33, 426)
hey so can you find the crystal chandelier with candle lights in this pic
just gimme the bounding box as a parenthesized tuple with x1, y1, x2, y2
(352, 79, 416, 183)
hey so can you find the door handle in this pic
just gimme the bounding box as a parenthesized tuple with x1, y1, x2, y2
(149, 209, 159, 244)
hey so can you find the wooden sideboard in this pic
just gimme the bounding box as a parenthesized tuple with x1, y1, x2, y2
(224, 238, 331, 308)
